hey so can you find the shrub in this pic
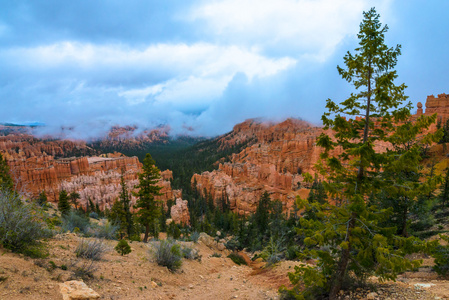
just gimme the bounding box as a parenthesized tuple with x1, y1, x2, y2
(227, 253, 247, 265)
(71, 259, 97, 279)
(181, 245, 201, 261)
(150, 239, 182, 272)
(0, 190, 52, 256)
(75, 239, 107, 261)
(189, 231, 200, 243)
(62, 211, 91, 234)
(115, 239, 132, 256)
(211, 252, 222, 258)
(286, 245, 299, 261)
(225, 237, 241, 251)
(432, 234, 449, 276)
(90, 221, 119, 240)
(129, 234, 141, 242)
(260, 236, 286, 266)
(89, 212, 99, 220)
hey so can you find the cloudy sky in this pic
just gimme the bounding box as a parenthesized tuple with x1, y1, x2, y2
(1, 0, 448, 138)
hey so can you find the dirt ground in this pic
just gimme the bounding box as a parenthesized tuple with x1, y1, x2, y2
(0, 233, 448, 300)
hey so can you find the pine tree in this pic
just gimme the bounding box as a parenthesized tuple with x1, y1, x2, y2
(134, 153, 163, 242)
(0, 153, 14, 192)
(115, 239, 132, 256)
(440, 168, 449, 207)
(284, 8, 433, 299)
(37, 190, 48, 206)
(69, 192, 80, 210)
(255, 192, 271, 236)
(58, 189, 71, 215)
(109, 173, 135, 238)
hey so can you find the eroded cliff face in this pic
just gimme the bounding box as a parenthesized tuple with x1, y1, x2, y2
(192, 119, 323, 215)
(1, 132, 188, 224)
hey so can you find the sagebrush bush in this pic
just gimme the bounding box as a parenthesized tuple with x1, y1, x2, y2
(62, 211, 91, 234)
(90, 221, 119, 240)
(260, 236, 286, 266)
(150, 239, 182, 272)
(189, 231, 200, 243)
(89, 212, 99, 219)
(181, 245, 201, 261)
(75, 239, 107, 261)
(0, 190, 52, 255)
(71, 259, 97, 279)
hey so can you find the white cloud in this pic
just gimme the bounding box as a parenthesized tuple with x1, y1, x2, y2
(190, 0, 391, 60)
(2, 41, 296, 108)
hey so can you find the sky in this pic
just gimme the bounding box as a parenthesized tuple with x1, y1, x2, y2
(0, 0, 448, 139)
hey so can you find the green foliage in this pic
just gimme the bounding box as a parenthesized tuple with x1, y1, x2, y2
(255, 191, 271, 235)
(227, 252, 247, 266)
(0, 153, 14, 192)
(285, 8, 436, 299)
(0, 190, 52, 256)
(134, 153, 163, 242)
(109, 173, 135, 238)
(440, 168, 449, 207)
(37, 190, 48, 206)
(150, 239, 183, 272)
(167, 221, 181, 239)
(307, 179, 327, 204)
(432, 234, 449, 276)
(260, 236, 286, 266)
(58, 190, 71, 216)
(181, 245, 201, 261)
(62, 211, 91, 234)
(90, 220, 119, 240)
(437, 119, 449, 144)
(189, 231, 200, 243)
(115, 239, 132, 256)
(69, 192, 80, 209)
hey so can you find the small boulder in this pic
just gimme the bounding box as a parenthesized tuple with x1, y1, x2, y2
(59, 280, 100, 300)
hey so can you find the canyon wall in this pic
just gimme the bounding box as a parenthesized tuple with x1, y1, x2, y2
(0, 132, 188, 224)
(192, 119, 324, 215)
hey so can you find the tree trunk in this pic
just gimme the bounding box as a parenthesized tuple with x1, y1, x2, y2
(329, 216, 356, 299)
(358, 62, 372, 181)
(401, 203, 408, 237)
(143, 224, 150, 243)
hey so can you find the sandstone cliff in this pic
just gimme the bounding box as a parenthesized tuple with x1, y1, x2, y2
(0, 131, 188, 224)
(192, 119, 322, 215)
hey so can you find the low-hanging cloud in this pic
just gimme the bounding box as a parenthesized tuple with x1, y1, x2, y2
(0, 0, 398, 140)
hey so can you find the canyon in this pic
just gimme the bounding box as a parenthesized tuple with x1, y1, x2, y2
(0, 131, 188, 224)
(1, 93, 447, 219)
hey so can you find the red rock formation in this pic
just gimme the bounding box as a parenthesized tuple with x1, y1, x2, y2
(192, 119, 324, 215)
(170, 198, 190, 225)
(0, 131, 187, 223)
(424, 93, 449, 121)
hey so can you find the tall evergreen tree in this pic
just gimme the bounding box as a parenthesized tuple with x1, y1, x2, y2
(58, 189, 71, 215)
(109, 173, 134, 237)
(440, 167, 449, 207)
(69, 192, 80, 210)
(134, 153, 163, 242)
(0, 153, 14, 192)
(255, 191, 271, 235)
(37, 190, 48, 206)
(284, 8, 434, 299)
